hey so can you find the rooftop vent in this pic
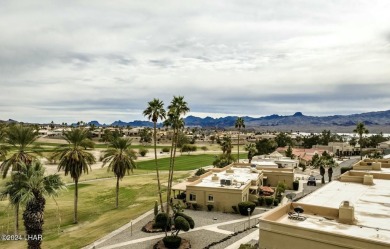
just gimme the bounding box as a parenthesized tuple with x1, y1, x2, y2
(212, 174, 219, 182)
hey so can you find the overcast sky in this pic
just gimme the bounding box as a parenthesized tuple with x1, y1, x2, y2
(1, 0, 390, 124)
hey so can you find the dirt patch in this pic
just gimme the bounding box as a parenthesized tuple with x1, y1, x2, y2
(142, 220, 164, 233)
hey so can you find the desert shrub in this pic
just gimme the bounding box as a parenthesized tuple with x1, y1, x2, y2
(139, 148, 149, 157)
(154, 212, 168, 229)
(163, 236, 182, 249)
(340, 166, 352, 175)
(265, 197, 274, 206)
(195, 168, 207, 176)
(175, 212, 195, 229)
(273, 198, 279, 206)
(299, 162, 307, 172)
(162, 147, 170, 153)
(238, 201, 256, 216)
(258, 197, 264, 206)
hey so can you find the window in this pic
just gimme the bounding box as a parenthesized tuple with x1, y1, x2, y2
(208, 194, 214, 202)
(189, 193, 196, 201)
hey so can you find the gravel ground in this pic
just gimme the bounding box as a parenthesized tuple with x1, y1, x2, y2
(211, 227, 259, 249)
(94, 208, 265, 249)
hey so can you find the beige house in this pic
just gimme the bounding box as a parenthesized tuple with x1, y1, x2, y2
(172, 163, 295, 212)
(259, 159, 390, 249)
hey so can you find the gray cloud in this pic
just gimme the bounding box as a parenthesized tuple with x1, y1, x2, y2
(1, 0, 390, 123)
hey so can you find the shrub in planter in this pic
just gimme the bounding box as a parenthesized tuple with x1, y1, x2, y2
(293, 180, 299, 191)
(139, 148, 149, 157)
(258, 197, 264, 206)
(207, 204, 214, 211)
(195, 168, 207, 176)
(237, 201, 256, 216)
(273, 198, 279, 206)
(162, 147, 170, 153)
(265, 197, 274, 207)
(163, 235, 182, 249)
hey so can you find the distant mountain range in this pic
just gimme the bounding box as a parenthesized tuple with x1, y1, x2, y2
(2, 110, 390, 132)
(87, 110, 390, 129)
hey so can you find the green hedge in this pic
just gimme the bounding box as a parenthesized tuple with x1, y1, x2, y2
(340, 166, 352, 175)
(238, 201, 256, 216)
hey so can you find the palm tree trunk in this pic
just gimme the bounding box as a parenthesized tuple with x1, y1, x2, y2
(74, 178, 78, 224)
(166, 129, 176, 215)
(23, 192, 45, 249)
(360, 135, 363, 160)
(15, 203, 19, 234)
(168, 130, 179, 209)
(237, 131, 240, 163)
(154, 122, 164, 212)
(116, 176, 119, 208)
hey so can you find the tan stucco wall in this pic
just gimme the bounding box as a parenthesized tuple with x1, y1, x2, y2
(263, 171, 294, 189)
(186, 185, 250, 212)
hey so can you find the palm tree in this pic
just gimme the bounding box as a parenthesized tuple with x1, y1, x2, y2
(165, 96, 189, 214)
(52, 128, 95, 223)
(353, 122, 369, 159)
(101, 138, 137, 208)
(0, 124, 40, 178)
(0, 124, 40, 233)
(143, 98, 166, 212)
(244, 143, 257, 163)
(1, 161, 65, 249)
(235, 117, 245, 162)
(220, 136, 233, 156)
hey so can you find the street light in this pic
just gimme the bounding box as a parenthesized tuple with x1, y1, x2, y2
(247, 207, 251, 227)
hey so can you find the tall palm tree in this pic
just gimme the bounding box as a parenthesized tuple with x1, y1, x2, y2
(353, 122, 369, 160)
(0, 124, 40, 233)
(52, 128, 95, 223)
(165, 96, 189, 214)
(0, 124, 40, 178)
(143, 98, 166, 212)
(244, 143, 257, 163)
(235, 117, 245, 162)
(101, 138, 137, 208)
(1, 161, 65, 249)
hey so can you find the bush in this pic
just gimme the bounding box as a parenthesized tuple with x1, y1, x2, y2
(175, 212, 195, 229)
(154, 212, 168, 229)
(207, 204, 214, 211)
(163, 236, 182, 249)
(195, 168, 207, 176)
(340, 166, 352, 175)
(265, 197, 274, 207)
(299, 162, 306, 172)
(139, 148, 149, 157)
(232, 206, 239, 213)
(162, 147, 170, 153)
(174, 216, 190, 232)
(192, 203, 200, 210)
(258, 197, 264, 206)
(273, 198, 279, 206)
(154, 200, 158, 217)
(237, 201, 256, 216)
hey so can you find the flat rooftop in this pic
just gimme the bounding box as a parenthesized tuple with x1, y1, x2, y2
(296, 179, 390, 243)
(193, 166, 259, 190)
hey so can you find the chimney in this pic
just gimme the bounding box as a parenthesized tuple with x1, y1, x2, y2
(363, 175, 374, 185)
(339, 201, 355, 224)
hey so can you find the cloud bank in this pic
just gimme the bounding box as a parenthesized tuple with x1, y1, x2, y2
(1, 0, 390, 123)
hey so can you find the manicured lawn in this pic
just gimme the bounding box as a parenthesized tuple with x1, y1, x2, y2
(136, 154, 218, 171)
(0, 171, 191, 249)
